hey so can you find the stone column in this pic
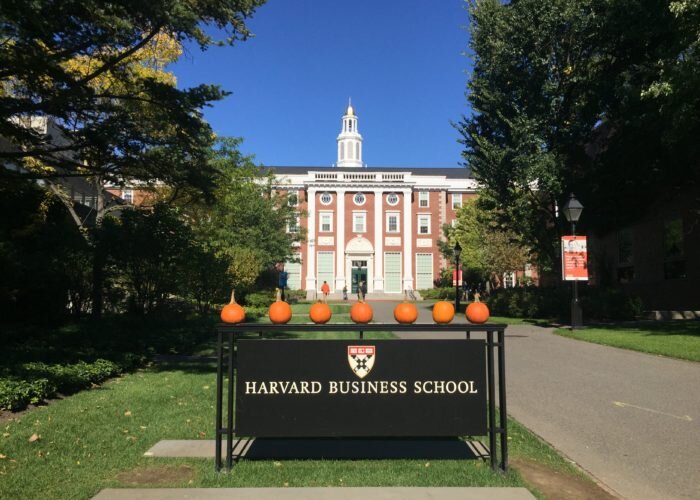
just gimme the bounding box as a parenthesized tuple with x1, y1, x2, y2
(305, 187, 317, 296)
(402, 188, 414, 291)
(373, 189, 384, 291)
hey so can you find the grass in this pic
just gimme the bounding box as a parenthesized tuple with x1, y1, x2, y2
(555, 321, 700, 362)
(0, 308, 597, 498)
(0, 356, 585, 499)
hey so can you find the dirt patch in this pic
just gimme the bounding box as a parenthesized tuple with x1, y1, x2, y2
(512, 457, 618, 500)
(115, 465, 196, 486)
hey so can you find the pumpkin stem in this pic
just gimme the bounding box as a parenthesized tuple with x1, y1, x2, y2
(230, 289, 236, 305)
(358, 287, 364, 303)
(474, 292, 481, 303)
(275, 287, 282, 302)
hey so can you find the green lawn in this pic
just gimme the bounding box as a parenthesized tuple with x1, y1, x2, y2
(555, 321, 700, 362)
(0, 324, 593, 499)
(0, 360, 584, 499)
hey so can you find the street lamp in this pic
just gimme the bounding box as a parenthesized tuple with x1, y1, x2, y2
(562, 193, 583, 329)
(454, 242, 462, 313)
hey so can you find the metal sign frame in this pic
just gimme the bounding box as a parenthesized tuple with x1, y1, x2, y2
(215, 323, 508, 473)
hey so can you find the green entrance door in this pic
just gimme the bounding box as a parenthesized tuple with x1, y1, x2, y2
(351, 260, 368, 294)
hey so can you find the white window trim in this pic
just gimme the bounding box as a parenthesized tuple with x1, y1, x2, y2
(417, 213, 431, 235)
(353, 211, 367, 233)
(452, 193, 462, 210)
(354, 192, 366, 206)
(419, 191, 429, 208)
(320, 192, 333, 205)
(386, 211, 400, 233)
(319, 211, 334, 233)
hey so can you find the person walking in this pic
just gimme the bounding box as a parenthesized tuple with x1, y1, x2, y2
(321, 280, 330, 302)
(342, 285, 348, 301)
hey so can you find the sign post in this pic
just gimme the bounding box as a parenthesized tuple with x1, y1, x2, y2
(215, 323, 509, 473)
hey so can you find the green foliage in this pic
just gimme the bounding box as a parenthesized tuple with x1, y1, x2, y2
(0, 0, 265, 195)
(0, 179, 93, 322)
(487, 286, 643, 321)
(460, 0, 700, 270)
(418, 287, 455, 301)
(174, 137, 302, 293)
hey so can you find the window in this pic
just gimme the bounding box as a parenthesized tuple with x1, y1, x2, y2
(353, 212, 366, 233)
(288, 191, 298, 207)
(285, 255, 302, 290)
(320, 192, 333, 205)
(418, 214, 431, 235)
(320, 212, 333, 232)
(384, 252, 402, 293)
(419, 191, 429, 208)
(452, 193, 462, 209)
(354, 192, 366, 206)
(287, 214, 300, 233)
(386, 192, 399, 206)
(317, 252, 334, 292)
(416, 254, 433, 290)
(663, 218, 686, 279)
(386, 212, 400, 233)
(122, 189, 133, 204)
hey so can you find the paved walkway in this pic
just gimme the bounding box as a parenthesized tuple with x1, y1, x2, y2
(369, 300, 700, 500)
(93, 487, 535, 500)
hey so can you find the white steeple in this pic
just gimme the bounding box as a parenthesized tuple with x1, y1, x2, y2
(336, 98, 363, 167)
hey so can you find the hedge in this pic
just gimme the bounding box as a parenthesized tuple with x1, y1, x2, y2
(0, 358, 124, 411)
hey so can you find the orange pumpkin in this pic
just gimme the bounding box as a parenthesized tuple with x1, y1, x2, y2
(394, 293, 418, 324)
(268, 288, 292, 324)
(351, 288, 373, 324)
(309, 301, 332, 324)
(466, 293, 490, 324)
(432, 300, 455, 324)
(221, 290, 245, 324)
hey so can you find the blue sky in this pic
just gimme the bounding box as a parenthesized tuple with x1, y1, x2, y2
(171, 0, 472, 168)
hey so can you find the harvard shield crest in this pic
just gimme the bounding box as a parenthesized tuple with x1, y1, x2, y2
(347, 345, 375, 379)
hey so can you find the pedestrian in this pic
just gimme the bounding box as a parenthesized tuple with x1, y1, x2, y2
(342, 285, 348, 301)
(321, 280, 330, 302)
(361, 280, 367, 298)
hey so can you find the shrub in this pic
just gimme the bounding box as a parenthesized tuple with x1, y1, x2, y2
(0, 378, 53, 411)
(486, 286, 643, 321)
(419, 288, 454, 300)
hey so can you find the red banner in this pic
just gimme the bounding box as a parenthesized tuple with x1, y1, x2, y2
(561, 236, 588, 281)
(452, 270, 463, 286)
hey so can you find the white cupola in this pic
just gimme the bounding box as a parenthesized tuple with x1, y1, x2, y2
(336, 98, 363, 167)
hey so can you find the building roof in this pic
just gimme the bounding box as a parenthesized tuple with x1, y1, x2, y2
(262, 166, 473, 179)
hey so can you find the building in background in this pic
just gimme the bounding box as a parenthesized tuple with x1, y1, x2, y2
(268, 102, 479, 298)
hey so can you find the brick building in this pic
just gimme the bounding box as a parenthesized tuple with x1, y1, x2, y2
(268, 102, 478, 299)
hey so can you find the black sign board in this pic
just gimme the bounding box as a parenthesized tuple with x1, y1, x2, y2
(235, 339, 486, 437)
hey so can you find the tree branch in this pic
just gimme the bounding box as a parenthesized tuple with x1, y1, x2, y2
(77, 26, 163, 85)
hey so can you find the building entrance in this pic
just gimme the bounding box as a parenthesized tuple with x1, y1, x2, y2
(351, 260, 368, 294)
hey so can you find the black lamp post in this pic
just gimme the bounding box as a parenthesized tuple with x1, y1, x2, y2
(454, 242, 462, 313)
(562, 193, 584, 329)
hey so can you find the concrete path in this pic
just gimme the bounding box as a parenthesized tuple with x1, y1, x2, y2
(369, 300, 700, 500)
(93, 487, 535, 500)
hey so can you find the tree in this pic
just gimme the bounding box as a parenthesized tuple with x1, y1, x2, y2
(459, 0, 700, 273)
(172, 137, 303, 294)
(1, 0, 265, 196)
(440, 198, 530, 289)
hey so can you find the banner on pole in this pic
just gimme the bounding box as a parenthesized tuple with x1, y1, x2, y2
(561, 236, 588, 281)
(452, 269, 463, 286)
